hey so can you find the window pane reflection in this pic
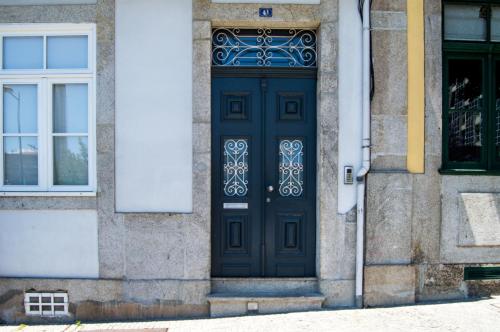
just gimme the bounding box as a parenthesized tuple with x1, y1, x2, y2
(492, 7, 500, 41)
(3, 137, 38, 185)
(448, 59, 483, 162)
(53, 84, 88, 133)
(496, 61, 500, 162)
(3, 36, 43, 69)
(444, 4, 487, 41)
(47, 36, 88, 69)
(3, 84, 37, 134)
(53, 136, 88, 186)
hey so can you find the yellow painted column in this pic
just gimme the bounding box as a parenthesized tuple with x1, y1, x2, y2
(407, 0, 425, 173)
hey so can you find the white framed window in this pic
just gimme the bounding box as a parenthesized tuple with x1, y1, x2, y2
(0, 24, 96, 193)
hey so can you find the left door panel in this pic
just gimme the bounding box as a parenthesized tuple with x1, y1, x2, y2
(211, 77, 263, 277)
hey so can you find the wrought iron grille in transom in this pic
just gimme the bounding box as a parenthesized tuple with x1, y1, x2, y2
(212, 28, 317, 67)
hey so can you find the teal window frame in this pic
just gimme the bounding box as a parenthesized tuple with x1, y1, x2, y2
(442, 0, 500, 173)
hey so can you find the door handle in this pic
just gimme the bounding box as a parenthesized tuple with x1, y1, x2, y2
(267, 185, 274, 193)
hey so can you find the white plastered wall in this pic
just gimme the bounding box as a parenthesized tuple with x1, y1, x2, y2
(211, 0, 320, 3)
(115, 0, 193, 213)
(0, 0, 96, 4)
(338, 0, 363, 214)
(0, 210, 98, 278)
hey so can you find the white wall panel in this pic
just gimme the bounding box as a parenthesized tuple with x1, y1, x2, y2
(338, 0, 363, 214)
(211, 0, 319, 3)
(115, 0, 193, 212)
(0, 210, 98, 278)
(0, 0, 96, 5)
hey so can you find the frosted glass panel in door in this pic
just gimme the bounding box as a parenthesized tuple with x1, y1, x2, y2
(279, 139, 304, 197)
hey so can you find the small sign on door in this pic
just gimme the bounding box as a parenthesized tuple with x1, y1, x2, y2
(259, 8, 273, 17)
(223, 202, 248, 209)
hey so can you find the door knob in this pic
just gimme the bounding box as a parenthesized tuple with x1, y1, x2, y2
(267, 185, 274, 193)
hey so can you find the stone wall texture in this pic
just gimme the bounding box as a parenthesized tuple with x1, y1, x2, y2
(364, 0, 500, 307)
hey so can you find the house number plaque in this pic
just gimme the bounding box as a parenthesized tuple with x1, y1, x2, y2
(259, 8, 273, 17)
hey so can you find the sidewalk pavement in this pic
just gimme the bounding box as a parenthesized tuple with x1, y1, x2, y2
(1, 296, 500, 332)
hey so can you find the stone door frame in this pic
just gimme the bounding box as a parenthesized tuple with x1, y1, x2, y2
(192, 2, 349, 305)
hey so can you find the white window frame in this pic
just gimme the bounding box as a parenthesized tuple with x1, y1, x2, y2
(0, 24, 96, 194)
(24, 292, 69, 317)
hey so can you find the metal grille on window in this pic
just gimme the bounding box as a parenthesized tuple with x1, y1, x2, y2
(279, 139, 304, 197)
(223, 139, 248, 197)
(212, 28, 317, 67)
(447, 59, 483, 162)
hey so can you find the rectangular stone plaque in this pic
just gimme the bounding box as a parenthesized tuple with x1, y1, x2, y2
(458, 193, 500, 247)
(223, 202, 248, 209)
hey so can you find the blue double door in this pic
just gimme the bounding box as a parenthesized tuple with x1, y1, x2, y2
(211, 72, 317, 277)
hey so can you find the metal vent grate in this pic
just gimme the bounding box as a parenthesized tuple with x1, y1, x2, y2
(464, 266, 500, 281)
(24, 292, 69, 316)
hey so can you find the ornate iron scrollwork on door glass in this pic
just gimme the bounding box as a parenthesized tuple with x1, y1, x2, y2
(279, 139, 304, 197)
(212, 28, 317, 67)
(223, 139, 249, 197)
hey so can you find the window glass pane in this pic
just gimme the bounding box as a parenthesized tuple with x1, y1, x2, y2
(47, 36, 88, 69)
(3, 136, 38, 185)
(53, 84, 88, 133)
(3, 84, 37, 134)
(53, 136, 88, 185)
(492, 7, 500, 41)
(223, 139, 248, 197)
(3, 36, 43, 69)
(447, 59, 483, 163)
(496, 61, 500, 162)
(444, 4, 487, 41)
(279, 139, 304, 197)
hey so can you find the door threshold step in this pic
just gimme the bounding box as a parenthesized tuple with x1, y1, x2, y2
(211, 277, 319, 294)
(207, 292, 325, 317)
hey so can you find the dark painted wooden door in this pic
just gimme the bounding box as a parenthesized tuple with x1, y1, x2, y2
(211, 72, 316, 277)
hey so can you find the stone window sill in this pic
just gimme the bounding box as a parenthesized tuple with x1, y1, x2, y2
(439, 169, 500, 176)
(0, 192, 96, 197)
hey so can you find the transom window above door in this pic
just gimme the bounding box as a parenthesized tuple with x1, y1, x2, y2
(212, 28, 317, 67)
(0, 24, 95, 193)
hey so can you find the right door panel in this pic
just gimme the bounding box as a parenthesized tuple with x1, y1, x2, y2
(264, 78, 317, 277)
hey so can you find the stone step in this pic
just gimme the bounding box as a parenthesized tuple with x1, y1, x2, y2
(211, 277, 319, 294)
(207, 292, 325, 318)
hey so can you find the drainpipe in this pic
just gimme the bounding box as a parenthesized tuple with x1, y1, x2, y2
(355, 0, 371, 309)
